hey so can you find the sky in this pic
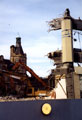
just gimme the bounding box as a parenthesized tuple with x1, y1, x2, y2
(0, 0, 82, 77)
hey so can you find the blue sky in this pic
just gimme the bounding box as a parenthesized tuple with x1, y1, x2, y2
(0, 0, 82, 77)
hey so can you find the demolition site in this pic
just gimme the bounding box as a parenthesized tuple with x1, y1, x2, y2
(0, 8, 82, 101)
(1, 8, 82, 120)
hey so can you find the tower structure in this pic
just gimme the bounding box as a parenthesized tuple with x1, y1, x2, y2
(10, 37, 27, 74)
(48, 9, 82, 99)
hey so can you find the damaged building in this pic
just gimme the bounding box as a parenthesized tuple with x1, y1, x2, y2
(0, 37, 54, 98)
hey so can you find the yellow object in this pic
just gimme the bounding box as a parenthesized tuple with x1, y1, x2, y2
(35, 90, 47, 96)
(42, 103, 52, 115)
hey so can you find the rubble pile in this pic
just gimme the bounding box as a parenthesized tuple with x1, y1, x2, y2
(0, 96, 36, 102)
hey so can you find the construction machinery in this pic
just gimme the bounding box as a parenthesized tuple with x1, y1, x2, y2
(0, 61, 51, 97)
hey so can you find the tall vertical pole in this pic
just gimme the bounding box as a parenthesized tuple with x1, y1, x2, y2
(61, 9, 75, 98)
(61, 17, 73, 63)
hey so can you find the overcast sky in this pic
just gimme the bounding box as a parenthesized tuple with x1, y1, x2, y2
(0, 0, 82, 77)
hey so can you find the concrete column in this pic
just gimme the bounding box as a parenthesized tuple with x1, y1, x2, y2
(74, 73, 80, 99)
(61, 18, 73, 63)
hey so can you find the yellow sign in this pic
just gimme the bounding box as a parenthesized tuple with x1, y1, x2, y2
(42, 103, 52, 115)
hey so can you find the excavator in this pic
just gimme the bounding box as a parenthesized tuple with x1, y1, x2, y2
(0, 61, 50, 97)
